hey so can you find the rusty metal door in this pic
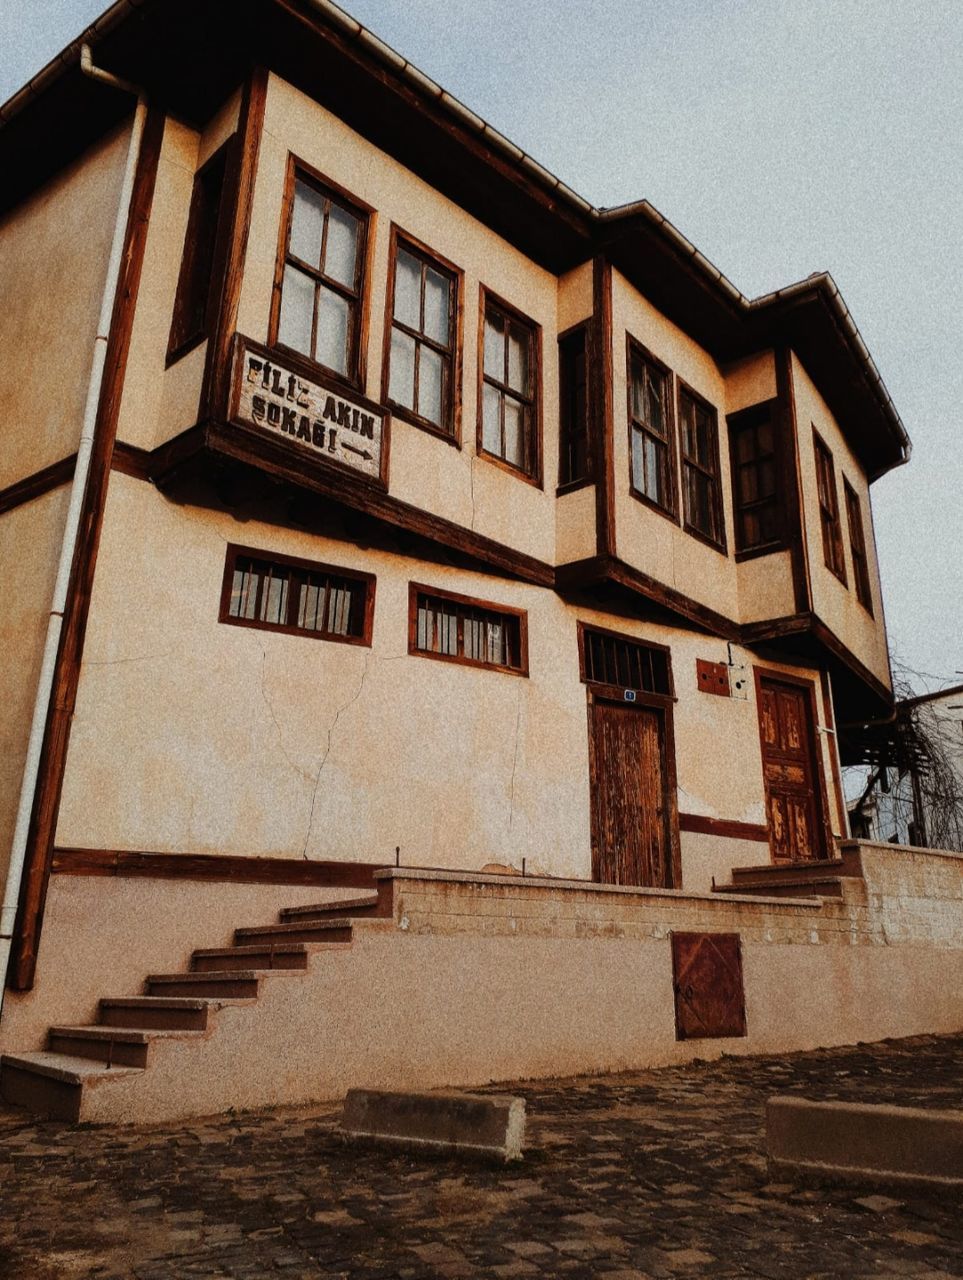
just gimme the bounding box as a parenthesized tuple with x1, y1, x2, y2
(589, 699, 671, 887)
(671, 932, 747, 1040)
(757, 677, 824, 862)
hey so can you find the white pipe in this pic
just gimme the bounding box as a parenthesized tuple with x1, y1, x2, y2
(0, 52, 147, 1012)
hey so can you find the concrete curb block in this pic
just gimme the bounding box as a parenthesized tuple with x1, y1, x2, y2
(340, 1088, 526, 1162)
(767, 1096, 963, 1192)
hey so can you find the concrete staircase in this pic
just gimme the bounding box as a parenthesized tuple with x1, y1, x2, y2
(0, 889, 393, 1123)
(714, 848, 865, 900)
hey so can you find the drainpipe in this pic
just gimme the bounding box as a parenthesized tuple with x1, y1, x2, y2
(0, 48, 147, 1016)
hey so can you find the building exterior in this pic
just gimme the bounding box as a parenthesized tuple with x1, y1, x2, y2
(1, 1, 958, 1123)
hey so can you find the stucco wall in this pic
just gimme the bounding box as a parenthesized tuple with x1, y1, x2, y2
(792, 353, 890, 689)
(232, 73, 559, 564)
(55, 474, 841, 889)
(610, 269, 741, 621)
(0, 124, 131, 488)
(0, 488, 71, 892)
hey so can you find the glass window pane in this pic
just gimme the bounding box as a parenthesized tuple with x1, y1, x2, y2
(646, 375, 664, 435)
(482, 383, 501, 454)
(507, 322, 530, 394)
(504, 397, 524, 468)
(290, 181, 325, 267)
(739, 463, 758, 503)
(326, 586, 351, 636)
(323, 203, 359, 288)
(759, 458, 776, 498)
(277, 264, 314, 357)
(260, 573, 287, 626)
(631, 428, 645, 494)
(757, 421, 773, 453)
(394, 249, 421, 329)
(464, 616, 483, 662)
(388, 327, 416, 409)
(644, 435, 661, 502)
(424, 268, 449, 345)
(418, 344, 444, 427)
(298, 581, 322, 631)
(687, 468, 713, 536)
(736, 429, 755, 464)
(314, 285, 350, 374)
(484, 312, 504, 379)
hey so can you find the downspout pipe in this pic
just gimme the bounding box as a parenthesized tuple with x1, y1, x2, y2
(0, 48, 147, 1016)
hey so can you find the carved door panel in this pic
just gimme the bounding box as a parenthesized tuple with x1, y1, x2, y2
(757, 678, 824, 863)
(590, 700, 671, 887)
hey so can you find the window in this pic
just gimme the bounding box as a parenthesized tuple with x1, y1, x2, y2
(678, 385, 725, 549)
(479, 290, 540, 480)
(167, 142, 230, 362)
(558, 326, 591, 487)
(844, 477, 874, 613)
(273, 164, 369, 384)
(385, 232, 459, 438)
(408, 584, 528, 675)
(628, 340, 676, 517)
(728, 402, 782, 552)
(813, 430, 846, 583)
(579, 624, 672, 696)
(220, 545, 374, 645)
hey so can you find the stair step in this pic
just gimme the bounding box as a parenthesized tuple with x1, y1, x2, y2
(280, 893, 386, 922)
(191, 943, 311, 972)
(715, 877, 847, 899)
(730, 859, 847, 883)
(234, 919, 354, 946)
(0, 1052, 143, 1122)
(48, 1024, 205, 1068)
(99, 995, 251, 1031)
(144, 969, 296, 999)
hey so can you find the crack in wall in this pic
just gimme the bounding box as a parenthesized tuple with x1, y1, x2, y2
(86, 651, 175, 666)
(255, 637, 315, 785)
(301, 652, 370, 859)
(508, 689, 522, 834)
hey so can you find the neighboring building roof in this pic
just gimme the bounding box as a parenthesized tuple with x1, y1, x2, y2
(898, 683, 963, 712)
(0, 0, 911, 479)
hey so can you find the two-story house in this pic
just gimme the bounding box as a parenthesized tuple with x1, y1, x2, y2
(4, 1, 955, 1127)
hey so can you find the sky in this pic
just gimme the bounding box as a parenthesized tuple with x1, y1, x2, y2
(2, 0, 960, 693)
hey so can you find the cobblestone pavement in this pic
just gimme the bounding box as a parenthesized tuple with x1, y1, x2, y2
(1, 1034, 961, 1279)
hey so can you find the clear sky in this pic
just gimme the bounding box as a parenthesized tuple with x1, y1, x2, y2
(2, 0, 960, 692)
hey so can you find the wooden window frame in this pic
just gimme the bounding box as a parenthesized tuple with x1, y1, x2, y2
(577, 620, 676, 704)
(626, 335, 679, 524)
(268, 155, 374, 394)
(843, 476, 874, 615)
(476, 286, 543, 487)
(557, 322, 593, 493)
(407, 582, 529, 677)
(219, 543, 375, 646)
(727, 399, 785, 559)
(812, 428, 847, 584)
(167, 140, 232, 366)
(381, 224, 463, 446)
(677, 379, 727, 553)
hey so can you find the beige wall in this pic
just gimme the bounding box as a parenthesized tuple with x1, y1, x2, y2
(0, 488, 72, 892)
(792, 354, 890, 689)
(610, 269, 741, 621)
(55, 474, 841, 890)
(232, 74, 560, 563)
(0, 124, 131, 488)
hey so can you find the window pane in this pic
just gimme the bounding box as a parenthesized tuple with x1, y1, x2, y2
(644, 435, 662, 502)
(394, 249, 421, 329)
(646, 375, 664, 435)
(464, 616, 483, 662)
(277, 264, 314, 356)
(298, 581, 324, 631)
(326, 585, 352, 636)
(289, 181, 325, 267)
(260, 572, 288, 626)
(504, 397, 524, 468)
(759, 457, 776, 498)
(484, 312, 504, 379)
(388, 328, 416, 409)
(757, 420, 773, 453)
(507, 321, 529, 394)
(695, 411, 713, 467)
(482, 383, 501, 454)
(418, 344, 444, 427)
(739, 463, 758, 503)
(315, 285, 350, 374)
(631, 364, 646, 421)
(424, 268, 449, 344)
(735, 429, 755, 464)
(324, 203, 359, 288)
(687, 468, 713, 537)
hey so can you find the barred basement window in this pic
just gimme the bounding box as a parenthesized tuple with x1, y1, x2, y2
(579, 624, 673, 696)
(220, 545, 374, 645)
(408, 584, 528, 675)
(628, 339, 677, 518)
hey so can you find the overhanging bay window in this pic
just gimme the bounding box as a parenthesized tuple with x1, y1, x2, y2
(272, 161, 370, 385)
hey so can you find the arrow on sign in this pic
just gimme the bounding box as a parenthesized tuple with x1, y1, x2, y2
(342, 443, 374, 461)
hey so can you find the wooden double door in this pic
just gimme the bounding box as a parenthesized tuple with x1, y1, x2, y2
(588, 696, 677, 888)
(756, 673, 827, 863)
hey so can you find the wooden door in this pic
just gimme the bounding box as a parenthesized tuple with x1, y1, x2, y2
(589, 699, 672, 887)
(757, 676, 825, 863)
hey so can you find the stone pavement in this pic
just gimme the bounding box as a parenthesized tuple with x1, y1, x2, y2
(1, 1034, 961, 1280)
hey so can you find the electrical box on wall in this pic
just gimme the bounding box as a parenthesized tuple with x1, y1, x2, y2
(728, 662, 749, 700)
(696, 658, 729, 697)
